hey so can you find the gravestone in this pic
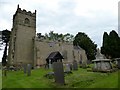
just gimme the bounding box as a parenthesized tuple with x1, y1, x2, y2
(69, 64, 73, 70)
(118, 59, 120, 69)
(3, 66, 7, 77)
(73, 60, 78, 70)
(82, 62, 87, 68)
(23, 64, 27, 74)
(114, 58, 120, 69)
(65, 64, 71, 72)
(3, 69, 7, 77)
(27, 64, 31, 76)
(53, 62, 65, 85)
(49, 63, 52, 69)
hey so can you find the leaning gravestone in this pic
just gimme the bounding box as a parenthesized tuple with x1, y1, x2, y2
(53, 62, 65, 85)
(73, 60, 78, 70)
(27, 64, 31, 76)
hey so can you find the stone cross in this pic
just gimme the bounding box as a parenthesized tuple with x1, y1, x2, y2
(53, 62, 65, 85)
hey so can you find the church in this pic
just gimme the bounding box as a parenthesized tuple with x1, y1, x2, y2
(8, 5, 88, 68)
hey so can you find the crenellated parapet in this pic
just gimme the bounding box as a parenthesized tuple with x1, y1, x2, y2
(14, 4, 36, 17)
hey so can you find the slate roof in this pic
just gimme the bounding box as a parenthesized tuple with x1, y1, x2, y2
(46, 51, 64, 60)
(73, 46, 83, 50)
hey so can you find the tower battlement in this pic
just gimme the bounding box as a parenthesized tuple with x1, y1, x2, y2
(14, 5, 36, 17)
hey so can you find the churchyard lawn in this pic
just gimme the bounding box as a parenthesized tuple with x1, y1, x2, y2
(2, 67, 119, 88)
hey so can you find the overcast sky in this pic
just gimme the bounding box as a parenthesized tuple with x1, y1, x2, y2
(0, 0, 119, 61)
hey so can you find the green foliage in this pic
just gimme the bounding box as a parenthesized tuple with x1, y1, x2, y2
(73, 32, 97, 60)
(101, 30, 120, 58)
(2, 30, 11, 43)
(44, 31, 74, 42)
(1, 29, 11, 66)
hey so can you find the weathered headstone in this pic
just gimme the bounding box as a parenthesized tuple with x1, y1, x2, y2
(65, 64, 71, 72)
(27, 64, 31, 76)
(118, 59, 120, 69)
(49, 63, 52, 69)
(53, 62, 65, 85)
(69, 64, 73, 70)
(23, 64, 27, 74)
(73, 60, 78, 70)
(82, 62, 87, 68)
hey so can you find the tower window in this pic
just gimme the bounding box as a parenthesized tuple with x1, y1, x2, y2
(24, 18, 30, 24)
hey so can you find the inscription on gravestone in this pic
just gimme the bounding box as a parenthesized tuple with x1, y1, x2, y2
(53, 62, 65, 85)
(73, 60, 78, 70)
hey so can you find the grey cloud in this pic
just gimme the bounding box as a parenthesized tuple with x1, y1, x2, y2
(0, 0, 118, 47)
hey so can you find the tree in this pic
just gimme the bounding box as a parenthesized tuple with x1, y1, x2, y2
(64, 33, 74, 42)
(73, 32, 97, 60)
(2, 29, 11, 66)
(109, 30, 120, 58)
(101, 30, 120, 58)
(0, 31, 2, 50)
(44, 31, 74, 42)
(101, 32, 109, 58)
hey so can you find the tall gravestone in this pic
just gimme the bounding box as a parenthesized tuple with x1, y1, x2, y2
(73, 60, 78, 70)
(53, 62, 65, 85)
(27, 64, 31, 76)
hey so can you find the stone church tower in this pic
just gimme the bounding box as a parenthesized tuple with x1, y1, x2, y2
(8, 5, 36, 66)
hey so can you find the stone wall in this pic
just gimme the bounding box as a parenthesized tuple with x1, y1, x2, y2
(35, 38, 88, 66)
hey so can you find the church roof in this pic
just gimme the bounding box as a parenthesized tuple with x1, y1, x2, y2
(73, 46, 83, 50)
(46, 51, 64, 60)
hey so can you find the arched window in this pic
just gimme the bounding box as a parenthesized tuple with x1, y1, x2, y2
(24, 18, 30, 24)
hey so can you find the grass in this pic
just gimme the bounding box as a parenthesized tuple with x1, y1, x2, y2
(0, 70, 2, 89)
(2, 67, 119, 88)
